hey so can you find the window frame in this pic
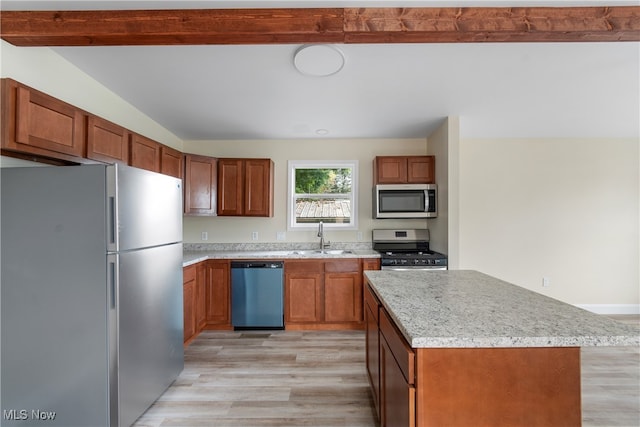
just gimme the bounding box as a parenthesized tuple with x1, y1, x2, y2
(287, 160, 359, 231)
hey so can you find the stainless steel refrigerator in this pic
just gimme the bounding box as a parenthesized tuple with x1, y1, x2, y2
(1, 164, 184, 427)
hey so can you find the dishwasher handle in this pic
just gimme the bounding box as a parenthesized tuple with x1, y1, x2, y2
(231, 261, 284, 269)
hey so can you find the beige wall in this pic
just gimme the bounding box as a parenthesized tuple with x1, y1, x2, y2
(0, 41, 182, 150)
(458, 137, 639, 307)
(183, 138, 431, 244)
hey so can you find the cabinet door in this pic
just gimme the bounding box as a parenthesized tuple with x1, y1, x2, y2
(205, 260, 230, 326)
(183, 266, 197, 345)
(1, 79, 85, 161)
(324, 273, 362, 323)
(86, 115, 129, 165)
(375, 156, 407, 184)
(285, 261, 323, 323)
(244, 159, 274, 217)
(130, 133, 161, 173)
(407, 156, 435, 184)
(285, 273, 323, 323)
(184, 154, 217, 216)
(217, 158, 244, 216)
(195, 262, 207, 331)
(365, 292, 381, 420)
(380, 336, 416, 427)
(160, 145, 183, 179)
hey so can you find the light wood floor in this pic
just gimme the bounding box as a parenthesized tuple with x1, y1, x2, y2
(134, 316, 639, 427)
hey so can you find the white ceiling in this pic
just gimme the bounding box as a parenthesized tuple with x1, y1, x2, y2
(3, 1, 639, 141)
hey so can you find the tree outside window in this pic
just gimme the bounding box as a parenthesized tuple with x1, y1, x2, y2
(288, 161, 358, 230)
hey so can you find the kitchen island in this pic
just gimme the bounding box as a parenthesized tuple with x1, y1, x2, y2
(364, 270, 639, 427)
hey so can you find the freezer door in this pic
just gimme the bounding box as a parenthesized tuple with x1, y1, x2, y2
(108, 164, 183, 251)
(117, 243, 184, 427)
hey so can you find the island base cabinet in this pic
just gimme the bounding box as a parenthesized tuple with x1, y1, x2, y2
(381, 336, 416, 427)
(415, 347, 581, 427)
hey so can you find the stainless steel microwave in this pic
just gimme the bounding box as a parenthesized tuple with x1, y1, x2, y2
(373, 184, 437, 219)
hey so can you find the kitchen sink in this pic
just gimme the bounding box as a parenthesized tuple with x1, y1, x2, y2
(289, 249, 353, 255)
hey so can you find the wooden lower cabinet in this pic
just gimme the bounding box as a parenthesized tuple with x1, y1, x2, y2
(195, 262, 207, 331)
(324, 259, 362, 323)
(284, 261, 323, 323)
(366, 281, 581, 427)
(183, 265, 197, 345)
(204, 260, 232, 329)
(379, 307, 416, 427)
(285, 258, 376, 330)
(380, 336, 415, 427)
(365, 285, 381, 420)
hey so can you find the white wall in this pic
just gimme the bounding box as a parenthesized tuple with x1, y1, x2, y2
(426, 117, 460, 267)
(0, 41, 182, 150)
(182, 138, 430, 244)
(458, 137, 639, 307)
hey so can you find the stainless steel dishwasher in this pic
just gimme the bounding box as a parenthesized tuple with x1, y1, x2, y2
(231, 261, 284, 330)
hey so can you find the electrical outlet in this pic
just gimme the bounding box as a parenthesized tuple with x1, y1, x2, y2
(201, 231, 208, 241)
(252, 231, 259, 241)
(276, 231, 286, 241)
(542, 277, 551, 287)
(356, 231, 363, 241)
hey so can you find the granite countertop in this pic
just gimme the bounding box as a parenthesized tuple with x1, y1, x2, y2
(365, 270, 639, 349)
(183, 247, 380, 266)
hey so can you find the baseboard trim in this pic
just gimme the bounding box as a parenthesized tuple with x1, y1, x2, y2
(574, 304, 640, 315)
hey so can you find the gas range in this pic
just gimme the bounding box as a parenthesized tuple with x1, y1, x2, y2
(372, 229, 448, 271)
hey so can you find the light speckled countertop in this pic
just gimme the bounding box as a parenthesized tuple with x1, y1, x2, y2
(365, 270, 639, 348)
(183, 246, 379, 266)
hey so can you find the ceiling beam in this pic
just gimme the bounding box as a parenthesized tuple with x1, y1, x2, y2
(1, 7, 638, 46)
(344, 7, 640, 43)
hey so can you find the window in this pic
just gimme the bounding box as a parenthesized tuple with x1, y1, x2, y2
(288, 160, 358, 230)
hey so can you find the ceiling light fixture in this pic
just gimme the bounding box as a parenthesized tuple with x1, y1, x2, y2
(315, 128, 329, 136)
(293, 45, 345, 77)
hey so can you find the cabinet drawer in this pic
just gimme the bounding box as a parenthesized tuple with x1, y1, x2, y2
(364, 284, 380, 323)
(380, 308, 415, 385)
(325, 259, 359, 273)
(285, 260, 323, 274)
(183, 265, 196, 283)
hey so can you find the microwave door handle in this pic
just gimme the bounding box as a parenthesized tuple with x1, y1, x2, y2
(425, 190, 429, 212)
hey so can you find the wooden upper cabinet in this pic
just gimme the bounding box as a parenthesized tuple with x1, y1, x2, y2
(218, 158, 274, 217)
(374, 155, 435, 184)
(86, 115, 129, 165)
(1, 78, 85, 162)
(375, 156, 407, 184)
(244, 159, 274, 217)
(184, 154, 217, 216)
(160, 145, 183, 179)
(129, 133, 161, 173)
(217, 158, 244, 216)
(406, 156, 434, 183)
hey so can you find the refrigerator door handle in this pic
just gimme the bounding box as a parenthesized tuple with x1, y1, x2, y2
(108, 256, 117, 309)
(106, 164, 118, 253)
(107, 253, 119, 426)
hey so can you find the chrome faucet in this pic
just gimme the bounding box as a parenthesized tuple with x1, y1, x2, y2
(317, 221, 330, 250)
